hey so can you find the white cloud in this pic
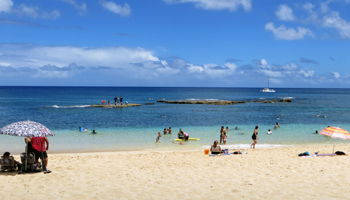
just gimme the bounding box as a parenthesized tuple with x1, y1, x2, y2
(303, 3, 315, 12)
(276, 4, 296, 21)
(61, 0, 87, 14)
(187, 62, 237, 78)
(100, 0, 131, 17)
(163, 0, 252, 12)
(16, 4, 60, 19)
(332, 72, 340, 79)
(0, 0, 13, 13)
(260, 59, 270, 69)
(187, 63, 204, 74)
(0, 44, 157, 75)
(322, 11, 350, 39)
(299, 69, 314, 77)
(265, 22, 314, 40)
(282, 63, 298, 71)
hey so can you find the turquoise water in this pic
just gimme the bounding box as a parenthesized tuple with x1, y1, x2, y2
(0, 87, 349, 153)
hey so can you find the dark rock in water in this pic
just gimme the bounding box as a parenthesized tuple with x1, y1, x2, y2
(251, 99, 292, 103)
(251, 99, 278, 103)
(157, 100, 247, 105)
(144, 103, 154, 105)
(279, 99, 292, 102)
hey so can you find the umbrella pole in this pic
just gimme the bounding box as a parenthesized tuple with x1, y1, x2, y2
(332, 138, 336, 155)
(41, 139, 46, 171)
(25, 142, 28, 173)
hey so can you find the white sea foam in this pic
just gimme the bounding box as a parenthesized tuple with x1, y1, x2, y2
(279, 97, 294, 100)
(186, 98, 220, 101)
(52, 105, 91, 108)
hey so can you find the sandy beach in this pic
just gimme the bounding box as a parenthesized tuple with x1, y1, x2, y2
(1, 145, 350, 200)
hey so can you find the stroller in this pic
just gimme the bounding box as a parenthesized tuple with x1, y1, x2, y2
(0, 152, 20, 172)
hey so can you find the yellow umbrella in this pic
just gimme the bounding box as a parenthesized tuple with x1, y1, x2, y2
(320, 127, 350, 154)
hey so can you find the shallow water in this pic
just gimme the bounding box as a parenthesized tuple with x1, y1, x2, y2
(0, 87, 349, 154)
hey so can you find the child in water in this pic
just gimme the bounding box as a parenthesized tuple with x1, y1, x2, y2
(156, 132, 162, 143)
(223, 132, 227, 145)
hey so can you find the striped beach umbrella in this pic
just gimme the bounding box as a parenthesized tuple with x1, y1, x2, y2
(320, 127, 350, 154)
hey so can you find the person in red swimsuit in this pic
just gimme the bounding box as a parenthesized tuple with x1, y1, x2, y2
(26, 136, 50, 171)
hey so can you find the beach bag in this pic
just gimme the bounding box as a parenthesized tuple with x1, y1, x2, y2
(335, 151, 346, 155)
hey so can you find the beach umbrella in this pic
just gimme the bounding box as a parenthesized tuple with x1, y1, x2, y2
(0, 120, 55, 172)
(320, 126, 350, 154)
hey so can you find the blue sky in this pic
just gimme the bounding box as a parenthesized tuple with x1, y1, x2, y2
(0, 0, 350, 87)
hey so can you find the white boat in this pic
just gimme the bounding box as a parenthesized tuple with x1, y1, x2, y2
(260, 75, 275, 92)
(260, 88, 275, 92)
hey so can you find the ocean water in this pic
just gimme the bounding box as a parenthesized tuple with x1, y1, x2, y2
(1, 86, 350, 154)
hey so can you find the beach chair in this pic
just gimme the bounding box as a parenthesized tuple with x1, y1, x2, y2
(0, 152, 17, 172)
(20, 152, 41, 172)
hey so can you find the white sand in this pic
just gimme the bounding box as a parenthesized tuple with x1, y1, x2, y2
(1, 145, 350, 200)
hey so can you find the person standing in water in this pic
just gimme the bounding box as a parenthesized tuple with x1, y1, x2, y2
(168, 127, 172, 134)
(156, 132, 161, 143)
(250, 126, 259, 149)
(220, 126, 226, 144)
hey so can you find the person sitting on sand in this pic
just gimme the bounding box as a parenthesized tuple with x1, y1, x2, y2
(210, 140, 222, 154)
(2, 152, 21, 171)
(156, 132, 161, 143)
(267, 129, 273, 134)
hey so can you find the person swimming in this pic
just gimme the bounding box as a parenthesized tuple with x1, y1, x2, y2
(79, 127, 87, 131)
(92, 130, 97, 134)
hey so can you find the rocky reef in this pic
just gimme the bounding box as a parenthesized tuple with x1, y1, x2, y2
(251, 99, 292, 103)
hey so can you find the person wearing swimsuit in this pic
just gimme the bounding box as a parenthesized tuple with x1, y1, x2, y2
(156, 132, 162, 143)
(250, 126, 259, 149)
(210, 140, 222, 154)
(220, 126, 226, 144)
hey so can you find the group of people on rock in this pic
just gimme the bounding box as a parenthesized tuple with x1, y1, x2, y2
(113, 96, 123, 105)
